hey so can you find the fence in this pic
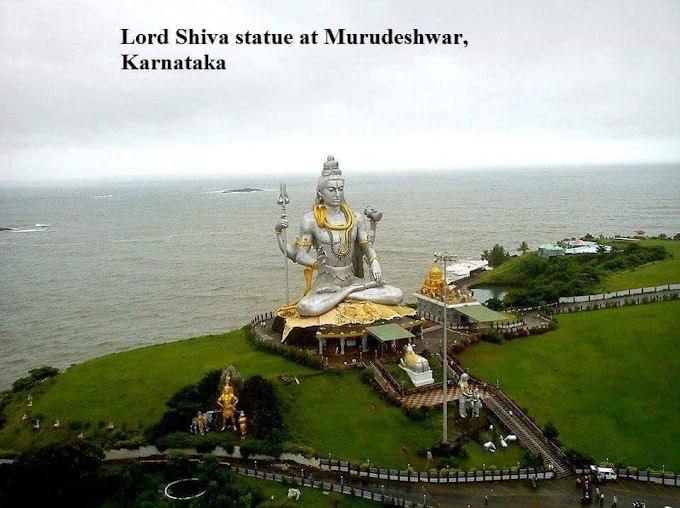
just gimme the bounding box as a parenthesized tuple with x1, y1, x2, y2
(574, 467, 679, 487)
(233, 465, 427, 506)
(558, 284, 680, 304)
(319, 459, 553, 484)
(250, 310, 277, 342)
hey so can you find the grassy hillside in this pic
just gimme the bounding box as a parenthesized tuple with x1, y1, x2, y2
(477, 240, 679, 291)
(0, 328, 315, 451)
(605, 239, 680, 291)
(0, 327, 523, 470)
(457, 300, 680, 471)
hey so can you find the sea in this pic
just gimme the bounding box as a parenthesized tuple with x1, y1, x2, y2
(1, 164, 678, 389)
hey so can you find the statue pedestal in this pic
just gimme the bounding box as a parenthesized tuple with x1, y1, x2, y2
(399, 365, 434, 388)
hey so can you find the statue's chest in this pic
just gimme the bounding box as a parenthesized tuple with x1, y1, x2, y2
(316, 225, 356, 246)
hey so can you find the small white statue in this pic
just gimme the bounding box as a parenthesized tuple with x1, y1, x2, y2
(483, 441, 496, 453)
(400, 344, 430, 374)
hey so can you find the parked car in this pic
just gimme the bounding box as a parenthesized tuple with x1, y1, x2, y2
(589, 465, 618, 482)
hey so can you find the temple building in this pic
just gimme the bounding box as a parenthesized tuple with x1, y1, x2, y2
(414, 265, 507, 330)
(274, 301, 424, 357)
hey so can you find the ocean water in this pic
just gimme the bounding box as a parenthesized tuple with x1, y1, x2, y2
(1, 164, 678, 389)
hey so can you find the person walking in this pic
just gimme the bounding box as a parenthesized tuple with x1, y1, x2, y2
(612, 494, 617, 508)
(484, 493, 489, 505)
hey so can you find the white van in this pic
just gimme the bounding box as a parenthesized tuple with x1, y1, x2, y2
(590, 465, 618, 482)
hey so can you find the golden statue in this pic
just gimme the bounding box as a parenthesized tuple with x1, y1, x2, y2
(196, 410, 206, 435)
(238, 410, 247, 440)
(217, 382, 239, 432)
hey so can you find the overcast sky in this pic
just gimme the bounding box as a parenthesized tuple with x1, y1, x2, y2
(1, 0, 679, 181)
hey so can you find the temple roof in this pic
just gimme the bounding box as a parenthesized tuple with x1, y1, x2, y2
(365, 323, 415, 343)
(454, 304, 508, 323)
(277, 301, 416, 341)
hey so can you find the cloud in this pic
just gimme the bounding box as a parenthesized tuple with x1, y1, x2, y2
(1, 0, 679, 180)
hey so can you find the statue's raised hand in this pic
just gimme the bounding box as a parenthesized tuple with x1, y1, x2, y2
(364, 207, 383, 223)
(275, 214, 289, 233)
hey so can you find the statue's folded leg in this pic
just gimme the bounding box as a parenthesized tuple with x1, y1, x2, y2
(297, 281, 384, 317)
(345, 284, 404, 305)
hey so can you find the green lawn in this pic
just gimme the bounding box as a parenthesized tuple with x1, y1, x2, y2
(605, 239, 680, 291)
(0, 328, 315, 451)
(280, 370, 524, 471)
(457, 300, 680, 471)
(0, 328, 530, 471)
(281, 370, 439, 469)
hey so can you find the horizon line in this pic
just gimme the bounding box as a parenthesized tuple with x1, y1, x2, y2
(1, 160, 678, 186)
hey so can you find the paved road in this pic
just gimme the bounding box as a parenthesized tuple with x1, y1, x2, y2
(375, 476, 680, 507)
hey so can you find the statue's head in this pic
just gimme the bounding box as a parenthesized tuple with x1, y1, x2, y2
(316, 155, 345, 205)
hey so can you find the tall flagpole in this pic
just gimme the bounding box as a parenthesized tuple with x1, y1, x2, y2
(278, 181, 291, 305)
(435, 251, 456, 447)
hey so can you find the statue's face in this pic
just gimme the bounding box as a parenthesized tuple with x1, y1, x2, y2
(318, 179, 344, 207)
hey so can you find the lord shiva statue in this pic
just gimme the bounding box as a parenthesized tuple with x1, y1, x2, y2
(275, 156, 403, 316)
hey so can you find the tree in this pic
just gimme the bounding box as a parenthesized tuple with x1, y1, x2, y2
(238, 376, 286, 442)
(543, 421, 559, 440)
(517, 241, 529, 255)
(485, 297, 504, 311)
(520, 450, 544, 469)
(6, 440, 104, 502)
(481, 244, 511, 268)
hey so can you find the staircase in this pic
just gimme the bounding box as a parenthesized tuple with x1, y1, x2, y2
(484, 392, 571, 478)
(366, 361, 399, 397)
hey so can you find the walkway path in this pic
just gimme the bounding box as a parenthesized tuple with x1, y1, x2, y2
(398, 386, 463, 408)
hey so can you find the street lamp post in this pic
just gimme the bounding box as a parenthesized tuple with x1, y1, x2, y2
(434, 251, 455, 447)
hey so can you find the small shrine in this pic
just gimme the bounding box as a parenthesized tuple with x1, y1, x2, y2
(414, 265, 507, 330)
(399, 342, 434, 387)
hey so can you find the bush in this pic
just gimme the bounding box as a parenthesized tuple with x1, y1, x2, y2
(520, 450, 544, 469)
(415, 447, 429, 458)
(480, 329, 504, 344)
(360, 369, 375, 385)
(239, 438, 282, 459)
(28, 366, 60, 381)
(112, 435, 146, 450)
(165, 450, 194, 480)
(543, 421, 559, 440)
(403, 406, 431, 422)
(565, 448, 595, 468)
(10, 366, 60, 394)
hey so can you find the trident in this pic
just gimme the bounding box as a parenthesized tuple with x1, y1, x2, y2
(277, 181, 291, 305)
